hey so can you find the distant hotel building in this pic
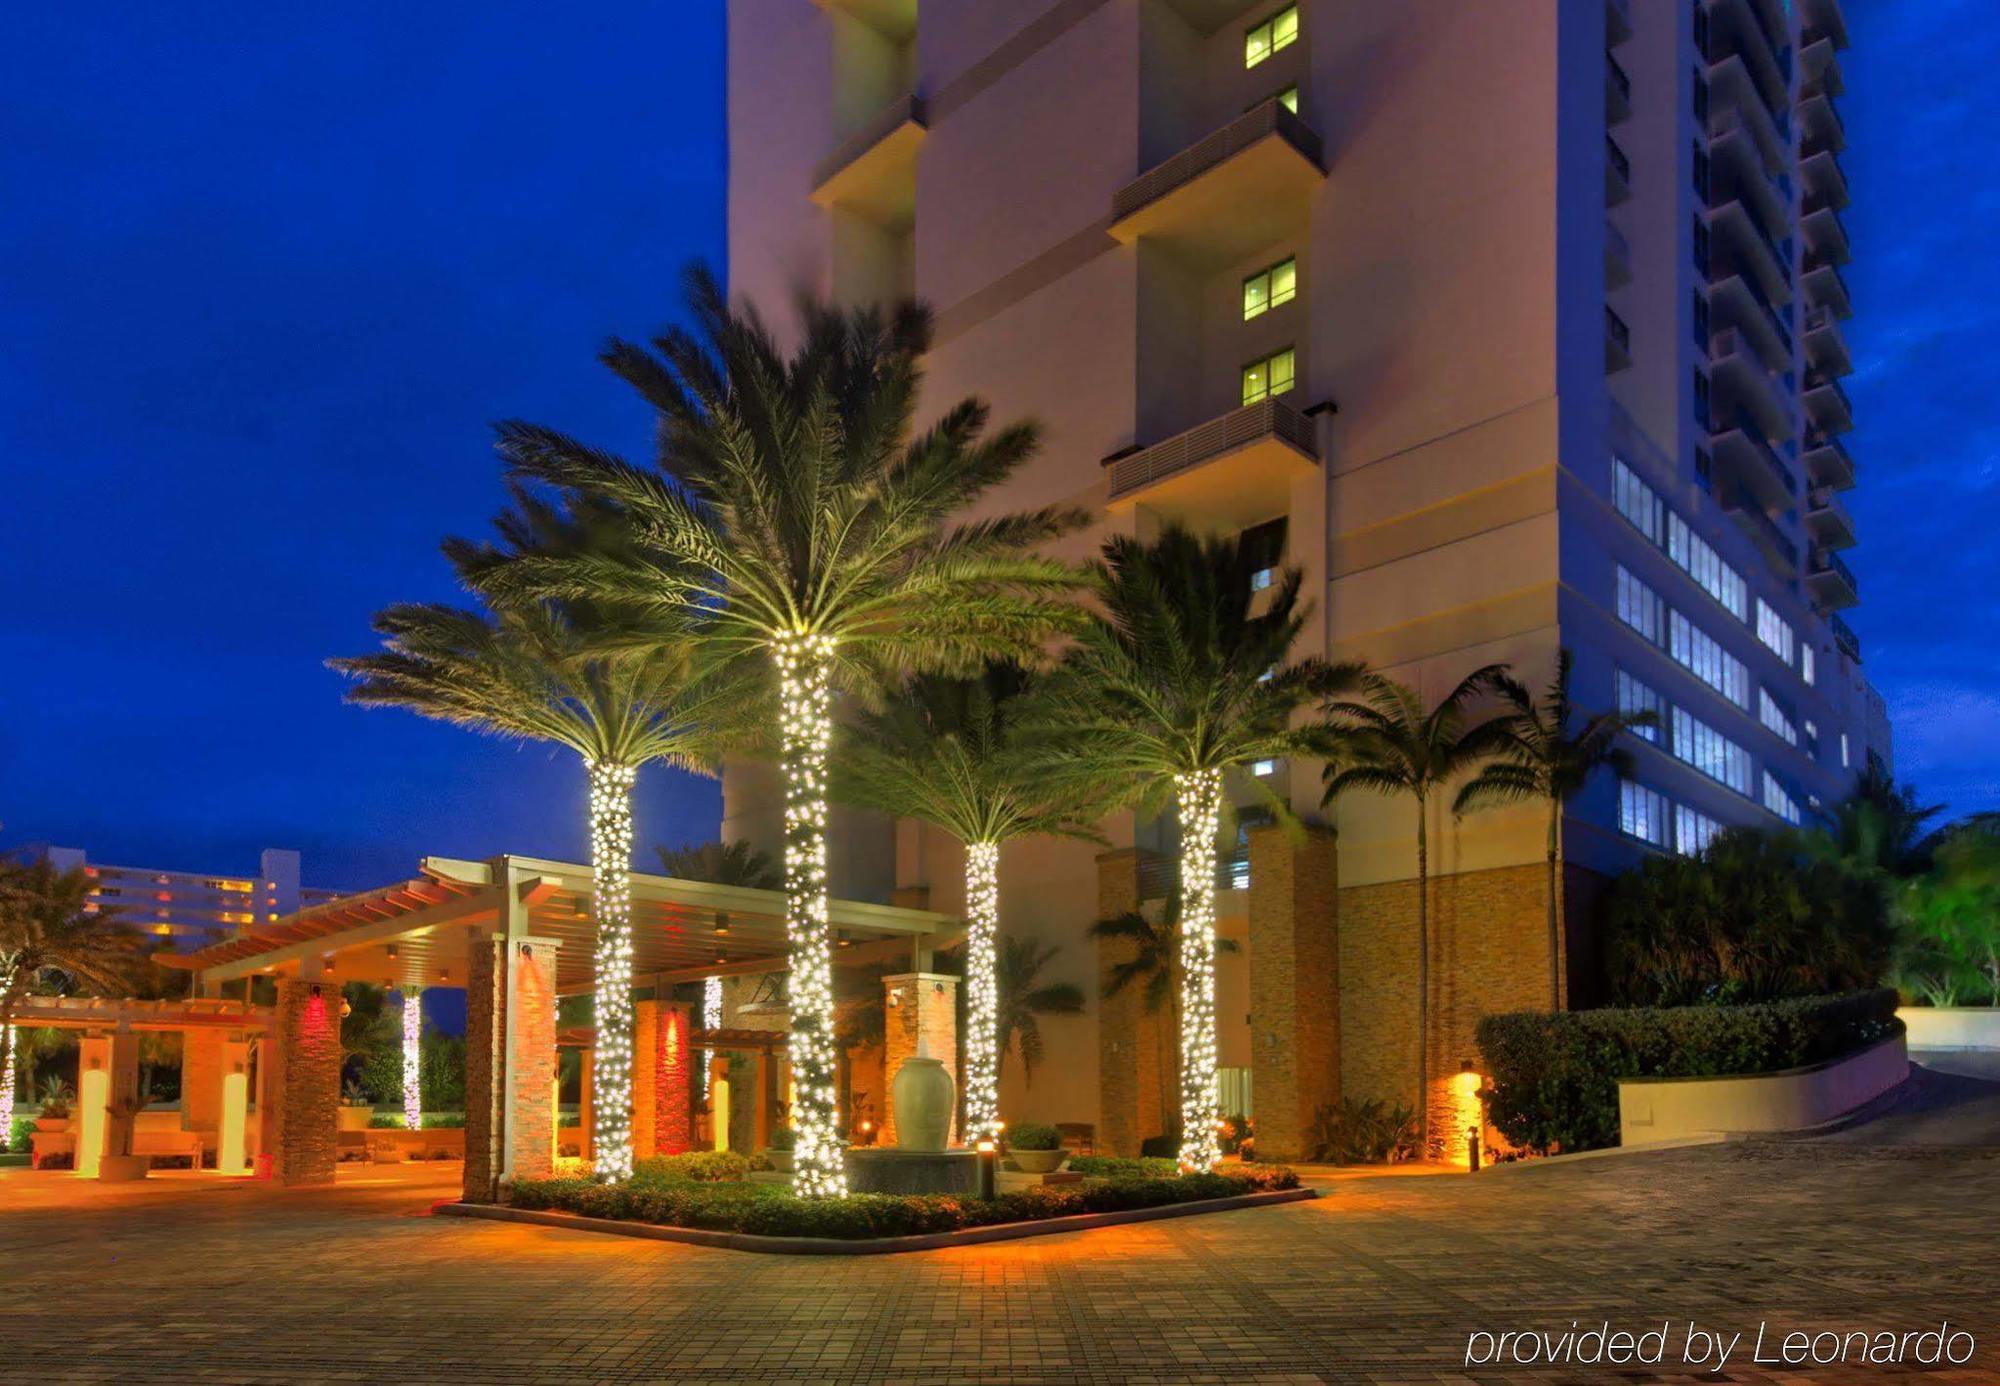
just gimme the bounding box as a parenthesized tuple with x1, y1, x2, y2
(38, 846, 339, 945)
(723, 0, 1889, 1156)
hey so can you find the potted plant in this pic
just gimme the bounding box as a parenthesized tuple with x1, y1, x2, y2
(100, 1096, 148, 1182)
(337, 1081, 374, 1132)
(35, 1079, 73, 1133)
(763, 1126, 796, 1174)
(1005, 1122, 1065, 1174)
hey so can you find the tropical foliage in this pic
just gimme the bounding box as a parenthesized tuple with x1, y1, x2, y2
(1088, 894, 1239, 1135)
(1889, 816, 2000, 1006)
(656, 840, 782, 889)
(0, 858, 146, 1030)
(995, 935, 1084, 1088)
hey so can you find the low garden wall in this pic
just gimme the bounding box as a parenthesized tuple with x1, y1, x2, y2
(1897, 1006, 2000, 1051)
(1617, 1033, 1908, 1147)
(1478, 989, 1903, 1154)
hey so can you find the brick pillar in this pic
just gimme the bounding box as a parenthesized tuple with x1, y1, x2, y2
(183, 1029, 226, 1151)
(632, 1000, 661, 1158)
(268, 979, 342, 1186)
(463, 933, 561, 1201)
(1248, 823, 1340, 1162)
(654, 1004, 692, 1156)
(1095, 847, 1164, 1157)
(880, 972, 960, 1147)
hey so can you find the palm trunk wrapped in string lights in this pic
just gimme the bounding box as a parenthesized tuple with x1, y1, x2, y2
(701, 975, 722, 1099)
(962, 840, 1003, 1144)
(1174, 768, 1225, 1172)
(401, 988, 422, 1133)
(774, 631, 846, 1197)
(588, 760, 638, 1183)
(0, 1024, 13, 1145)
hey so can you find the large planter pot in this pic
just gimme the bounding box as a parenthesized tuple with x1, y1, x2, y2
(337, 1107, 374, 1133)
(1010, 1148, 1064, 1174)
(35, 1116, 69, 1134)
(99, 1154, 150, 1183)
(764, 1150, 794, 1173)
(890, 1055, 955, 1152)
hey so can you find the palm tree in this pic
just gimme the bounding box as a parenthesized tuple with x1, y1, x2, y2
(1454, 649, 1658, 1009)
(1031, 526, 1362, 1170)
(1, 858, 146, 1137)
(994, 935, 1084, 1090)
(482, 266, 1086, 1196)
(1089, 894, 1239, 1137)
(1319, 666, 1514, 1158)
(330, 583, 734, 1183)
(656, 840, 782, 889)
(832, 663, 1106, 1140)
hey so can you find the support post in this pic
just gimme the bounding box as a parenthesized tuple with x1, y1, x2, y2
(1247, 823, 1340, 1163)
(267, 973, 342, 1186)
(1095, 847, 1163, 1156)
(463, 930, 562, 1200)
(218, 1037, 252, 1174)
(880, 972, 960, 1147)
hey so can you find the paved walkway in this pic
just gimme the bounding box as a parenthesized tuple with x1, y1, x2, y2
(1, 1121, 1994, 1383)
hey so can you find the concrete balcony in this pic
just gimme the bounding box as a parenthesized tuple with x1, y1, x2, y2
(1803, 431, 1856, 490)
(1725, 495, 1799, 575)
(1706, 56, 1791, 173)
(1710, 329, 1794, 443)
(1707, 195, 1793, 306)
(1709, 272, 1794, 373)
(1605, 134, 1631, 207)
(1606, 53, 1631, 124)
(1710, 411, 1799, 510)
(1802, 198, 1850, 267)
(1798, 89, 1846, 156)
(1607, 0, 1633, 45)
(1800, 147, 1849, 210)
(1707, 113, 1790, 235)
(1704, 0, 1792, 118)
(810, 92, 927, 231)
(1102, 397, 1320, 526)
(1803, 305, 1851, 378)
(1800, 0, 1849, 52)
(1799, 30, 1845, 96)
(1807, 545, 1859, 610)
(813, 0, 916, 40)
(1829, 610, 1861, 663)
(1605, 219, 1631, 289)
(1109, 99, 1324, 270)
(1802, 254, 1852, 320)
(1806, 485, 1856, 550)
(1803, 370, 1853, 435)
(1605, 305, 1631, 373)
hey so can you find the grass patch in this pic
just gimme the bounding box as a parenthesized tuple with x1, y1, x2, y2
(502, 1165, 1300, 1240)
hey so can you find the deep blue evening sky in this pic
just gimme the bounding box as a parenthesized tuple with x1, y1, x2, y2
(1, 2, 1993, 895)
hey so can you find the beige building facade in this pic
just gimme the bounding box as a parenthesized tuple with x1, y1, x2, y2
(723, 0, 1884, 1157)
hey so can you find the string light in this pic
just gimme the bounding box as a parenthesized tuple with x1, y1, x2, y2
(701, 975, 721, 1101)
(1175, 768, 1224, 1172)
(773, 629, 846, 1197)
(588, 760, 638, 1183)
(963, 840, 1002, 1144)
(401, 987, 422, 1133)
(0, 1024, 13, 1145)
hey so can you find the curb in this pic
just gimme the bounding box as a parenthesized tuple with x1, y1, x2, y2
(1481, 1132, 1727, 1172)
(436, 1186, 1318, 1255)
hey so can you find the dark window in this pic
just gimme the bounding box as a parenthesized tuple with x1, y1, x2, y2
(1695, 447, 1714, 492)
(1693, 3, 1710, 58)
(1240, 517, 1288, 578)
(1692, 143, 1710, 200)
(1692, 291, 1711, 352)
(1692, 215, 1711, 277)
(1693, 68, 1710, 122)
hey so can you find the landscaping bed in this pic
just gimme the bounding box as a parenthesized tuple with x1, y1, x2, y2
(1478, 989, 1903, 1154)
(498, 1161, 1301, 1242)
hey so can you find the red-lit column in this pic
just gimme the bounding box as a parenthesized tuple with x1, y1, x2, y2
(268, 976, 342, 1186)
(654, 1003, 692, 1156)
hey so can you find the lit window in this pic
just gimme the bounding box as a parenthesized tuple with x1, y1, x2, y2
(1620, 780, 1669, 847)
(1758, 688, 1798, 746)
(1250, 567, 1275, 591)
(1667, 513, 1748, 620)
(1252, 759, 1278, 777)
(1241, 347, 1296, 404)
(1755, 600, 1795, 665)
(1675, 804, 1722, 855)
(1802, 645, 1816, 686)
(1670, 610, 1749, 707)
(1671, 707, 1752, 795)
(1242, 257, 1298, 320)
(1278, 85, 1299, 114)
(1615, 566, 1663, 645)
(1615, 669, 1663, 742)
(1611, 458, 1663, 544)
(1840, 732, 1850, 768)
(1762, 771, 1802, 825)
(1245, 5, 1299, 67)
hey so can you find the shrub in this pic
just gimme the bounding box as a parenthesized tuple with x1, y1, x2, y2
(421, 1113, 466, 1129)
(501, 1165, 1299, 1239)
(1219, 1114, 1253, 1157)
(8, 1115, 32, 1154)
(1304, 1098, 1417, 1165)
(1067, 1155, 1175, 1179)
(765, 1127, 796, 1152)
(369, 1113, 407, 1129)
(1478, 988, 1902, 1154)
(1005, 1122, 1060, 1151)
(1138, 1131, 1180, 1159)
(1601, 828, 1893, 1006)
(633, 1150, 751, 1184)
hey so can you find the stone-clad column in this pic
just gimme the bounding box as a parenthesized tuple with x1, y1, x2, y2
(182, 1029, 226, 1150)
(632, 1000, 661, 1159)
(464, 933, 561, 1201)
(880, 973, 959, 1147)
(1248, 823, 1340, 1162)
(653, 1003, 693, 1156)
(1095, 848, 1164, 1157)
(268, 978, 342, 1186)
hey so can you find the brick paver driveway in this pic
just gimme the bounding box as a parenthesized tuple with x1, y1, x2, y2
(2, 1122, 1994, 1383)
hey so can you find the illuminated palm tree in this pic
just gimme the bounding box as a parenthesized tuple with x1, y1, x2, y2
(481, 266, 1085, 1196)
(1320, 668, 1513, 1157)
(331, 572, 735, 1182)
(1088, 894, 1239, 1137)
(1031, 526, 1362, 1170)
(832, 663, 1106, 1140)
(1454, 649, 1658, 1009)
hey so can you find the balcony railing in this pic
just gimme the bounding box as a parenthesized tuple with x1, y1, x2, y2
(1712, 409, 1799, 502)
(1803, 431, 1855, 489)
(1727, 497, 1800, 572)
(1104, 396, 1319, 504)
(1111, 100, 1323, 225)
(1828, 610, 1861, 662)
(1808, 545, 1859, 603)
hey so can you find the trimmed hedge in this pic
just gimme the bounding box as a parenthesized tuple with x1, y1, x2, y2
(1066, 1155, 1176, 1179)
(1477, 989, 1902, 1154)
(633, 1150, 750, 1183)
(501, 1166, 1300, 1240)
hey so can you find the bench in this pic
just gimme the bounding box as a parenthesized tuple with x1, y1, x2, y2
(131, 1129, 205, 1168)
(1055, 1122, 1096, 1156)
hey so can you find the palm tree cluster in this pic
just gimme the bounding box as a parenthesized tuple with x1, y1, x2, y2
(338, 265, 1650, 1190)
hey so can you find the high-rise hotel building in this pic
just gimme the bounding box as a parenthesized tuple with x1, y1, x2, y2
(35, 846, 340, 946)
(723, 0, 1888, 1156)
